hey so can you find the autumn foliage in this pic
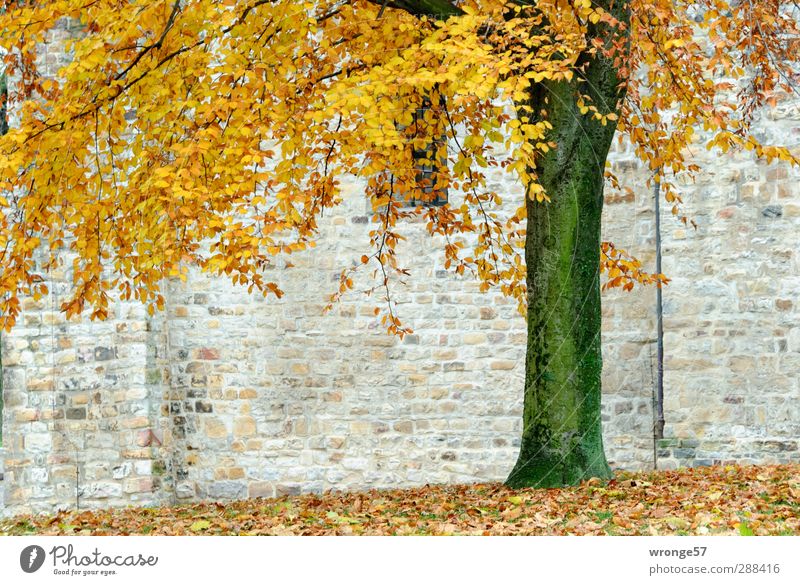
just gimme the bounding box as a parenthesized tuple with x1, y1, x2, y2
(2, 464, 799, 535)
(0, 0, 798, 330)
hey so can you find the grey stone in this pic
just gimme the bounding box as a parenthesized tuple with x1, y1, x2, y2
(207, 481, 247, 500)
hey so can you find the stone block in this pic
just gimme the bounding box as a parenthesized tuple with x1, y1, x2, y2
(25, 433, 52, 452)
(123, 477, 155, 494)
(393, 421, 413, 433)
(248, 481, 274, 498)
(83, 482, 123, 499)
(207, 481, 246, 500)
(204, 417, 228, 439)
(490, 360, 516, 370)
(233, 416, 256, 437)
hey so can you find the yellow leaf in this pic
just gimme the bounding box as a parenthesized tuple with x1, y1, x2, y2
(190, 520, 211, 532)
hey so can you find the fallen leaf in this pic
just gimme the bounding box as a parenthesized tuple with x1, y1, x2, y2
(189, 520, 211, 532)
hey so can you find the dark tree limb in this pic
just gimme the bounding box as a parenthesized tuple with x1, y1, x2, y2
(364, 0, 542, 19)
(365, 0, 463, 18)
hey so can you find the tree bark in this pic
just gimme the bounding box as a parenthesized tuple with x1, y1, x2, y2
(0, 72, 8, 136)
(505, 22, 628, 487)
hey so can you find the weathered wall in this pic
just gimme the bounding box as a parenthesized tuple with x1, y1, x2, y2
(1, 22, 800, 516)
(161, 182, 528, 502)
(602, 95, 800, 469)
(0, 262, 174, 514)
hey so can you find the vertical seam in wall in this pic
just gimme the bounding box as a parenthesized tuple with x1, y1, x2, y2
(164, 276, 180, 506)
(49, 246, 81, 511)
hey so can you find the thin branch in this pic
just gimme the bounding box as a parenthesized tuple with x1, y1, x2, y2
(114, 0, 183, 81)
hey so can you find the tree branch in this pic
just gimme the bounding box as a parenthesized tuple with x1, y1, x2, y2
(114, 0, 182, 81)
(364, 0, 463, 19)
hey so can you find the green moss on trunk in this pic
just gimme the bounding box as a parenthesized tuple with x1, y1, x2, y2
(506, 7, 629, 488)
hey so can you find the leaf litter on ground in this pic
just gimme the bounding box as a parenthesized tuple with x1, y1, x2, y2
(1, 463, 798, 536)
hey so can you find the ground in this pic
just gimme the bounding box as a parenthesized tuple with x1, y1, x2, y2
(1, 464, 798, 535)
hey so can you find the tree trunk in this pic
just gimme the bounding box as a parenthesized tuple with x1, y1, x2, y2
(364, 0, 630, 488)
(505, 43, 627, 488)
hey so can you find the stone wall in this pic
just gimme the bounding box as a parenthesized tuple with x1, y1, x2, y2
(161, 184, 528, 501)
(0, 261, 174, 514)
(1, 22, 800, 516)
(602, 94, 800, 469)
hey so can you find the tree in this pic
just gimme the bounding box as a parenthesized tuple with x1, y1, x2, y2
(0, 0, 797, 487)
